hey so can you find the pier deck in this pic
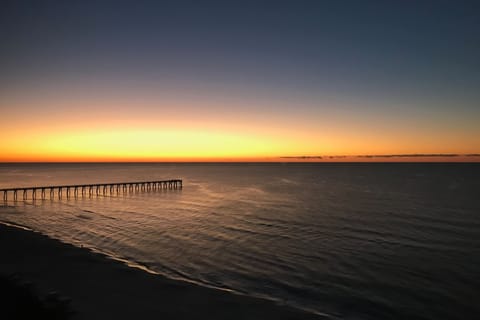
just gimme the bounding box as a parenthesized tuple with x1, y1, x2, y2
(0, 179, 182, 201)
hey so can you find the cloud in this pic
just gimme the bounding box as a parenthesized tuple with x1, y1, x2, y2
(326, 155, 347, 159)
(356, 154, 461, 158)
(280, 156, 323, 159)
(279, 153, 480, 160)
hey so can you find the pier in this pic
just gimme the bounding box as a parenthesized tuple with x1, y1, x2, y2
(1, 179, 182, 201)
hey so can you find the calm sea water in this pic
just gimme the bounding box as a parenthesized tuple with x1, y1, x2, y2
(1, 163, 479, 319)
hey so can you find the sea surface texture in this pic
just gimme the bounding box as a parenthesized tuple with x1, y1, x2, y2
(1, 163, 479, 319)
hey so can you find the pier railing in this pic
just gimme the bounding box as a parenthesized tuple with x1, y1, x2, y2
(0, 179, 182, 201)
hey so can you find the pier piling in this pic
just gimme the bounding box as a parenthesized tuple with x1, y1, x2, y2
(1, 179, 182, 202)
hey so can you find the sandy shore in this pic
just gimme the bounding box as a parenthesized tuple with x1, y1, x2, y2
(0, 223, 324, 319)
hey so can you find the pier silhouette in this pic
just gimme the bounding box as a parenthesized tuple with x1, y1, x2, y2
(1, 180, 182, 201)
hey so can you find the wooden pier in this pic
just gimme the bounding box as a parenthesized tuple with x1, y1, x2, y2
(0, 179, 182, 201)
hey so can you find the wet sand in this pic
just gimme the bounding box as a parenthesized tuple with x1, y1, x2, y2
(0, 223, 324, 319)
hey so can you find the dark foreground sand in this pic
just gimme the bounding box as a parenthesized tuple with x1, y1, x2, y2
(0, 224, 324, 319)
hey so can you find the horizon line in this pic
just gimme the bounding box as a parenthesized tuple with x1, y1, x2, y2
(1, 153, 480, 163)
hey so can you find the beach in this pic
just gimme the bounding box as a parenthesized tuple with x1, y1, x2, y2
(0, 223, 322, 319)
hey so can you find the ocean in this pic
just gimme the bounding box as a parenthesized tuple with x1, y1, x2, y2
(1, 163, 479, 319)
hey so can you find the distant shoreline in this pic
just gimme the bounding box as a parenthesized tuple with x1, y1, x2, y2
(0, 153, 480, 163)
(0, 160, 480, 164)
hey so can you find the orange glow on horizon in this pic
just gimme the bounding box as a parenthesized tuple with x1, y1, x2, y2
(2, 123, 479, 162)
(1, 94, 479, 162)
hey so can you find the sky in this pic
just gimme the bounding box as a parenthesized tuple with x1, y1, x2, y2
(1, 0, 479, 162)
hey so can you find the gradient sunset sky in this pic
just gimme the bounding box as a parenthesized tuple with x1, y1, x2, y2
(1, 1, 479, 162)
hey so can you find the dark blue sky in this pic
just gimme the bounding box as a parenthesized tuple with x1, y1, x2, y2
(2, 0, 479, 96)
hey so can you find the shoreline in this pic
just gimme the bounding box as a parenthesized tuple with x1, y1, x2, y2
(0, 222, 325, 319)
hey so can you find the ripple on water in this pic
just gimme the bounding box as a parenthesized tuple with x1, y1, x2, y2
(0, 163, 479, 319)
